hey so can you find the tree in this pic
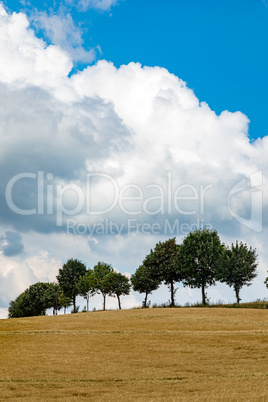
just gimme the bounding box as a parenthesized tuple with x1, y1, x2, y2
(180, 228, 223, 305)
(265, 274, 268, 290)
(92, 262, 114, 310)
(216, 241, 258, 304)
(8, 282, 51, 318)
(58, 292, 72, 314)
(56, 258, 87, 313)
(44, 283, 62, 315)
(76, 269, 96, 312)
(131, 264, 160, 307)
(8, 292, 32, 318)
(102, 272, 131, 309)
(145, 238, 182, 306)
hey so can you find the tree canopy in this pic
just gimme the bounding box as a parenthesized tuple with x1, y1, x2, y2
(92, 262, 114, 310)
(144, 238, 182, 306)
(76, 269, 96, 312)
(102, 271, 131, 309)
(56, 258, 87, 313)
(216, 241, 258, 304)
(131, 264, 160, 307)
(180, 228, 223, 305)
(58, 292, 72, 314)
(8, 282, 52, 318)
(44, 283, 62, 315)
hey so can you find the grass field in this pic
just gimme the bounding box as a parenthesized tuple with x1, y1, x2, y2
(0, 308, 267, 401)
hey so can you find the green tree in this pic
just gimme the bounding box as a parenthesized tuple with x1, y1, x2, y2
(265, 273, 268, 290)
(56, 258, 87, 313)
(58, 292, 72, 314)
(8, 282, 51, 318)
(92, 262, 114, 310)
(44, 283, 62, 315)
(131, 264, 160, 307)
(102, 272, 131, 309)
(77, 269, 97, 312)
(216, 241, 258, 304)
(8, 292, 31, 318)
(180, 228, 223, 305)
(145, 238, 182, 306)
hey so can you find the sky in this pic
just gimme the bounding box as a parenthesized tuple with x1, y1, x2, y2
(0, 0, 268, 316)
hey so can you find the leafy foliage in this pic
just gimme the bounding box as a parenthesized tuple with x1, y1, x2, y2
(144, 238, 182, 306)
(265, 274, 268, 290)
(8, 282, 51, 318)
(102, 272, 131, 309)
(76, 269, 97, 311)
(44, 283, 62, 315)
(58, 292, 72, 314)
(180, 228, 223, 304)
(56, 258, 87, 312)
(8, 292, 31, 318)
(216, 241, 258, 304)
(131, 264, 160, 307)
(92, 262, 114, 310)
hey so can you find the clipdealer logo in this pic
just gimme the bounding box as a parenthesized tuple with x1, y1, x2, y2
(4, 170, 264, 233)
(5, 171, 213, 226)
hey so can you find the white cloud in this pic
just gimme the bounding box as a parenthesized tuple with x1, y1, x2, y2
(0, 4, 268, 315)
(0, 7, 72, 89)
(70, 0, 121, 12)
(0, 231, 24, 256)
(0, 258, 38, 309)
(30, 11, 97, 64)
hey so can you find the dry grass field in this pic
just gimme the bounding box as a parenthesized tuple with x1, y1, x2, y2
(0, 308, 267, 401)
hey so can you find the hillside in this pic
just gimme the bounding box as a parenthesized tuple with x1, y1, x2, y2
(0, 308, 267, 401)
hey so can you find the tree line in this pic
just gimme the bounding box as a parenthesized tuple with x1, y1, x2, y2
(8, 228, 263, 318)
(132, 229, 258, 307)
(8, 261, 131, 318)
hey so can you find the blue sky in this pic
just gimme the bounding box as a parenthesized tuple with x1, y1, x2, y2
(4, 0, 268, 139)
(0, 0, 268, 315)
(99, 0, 268, 140)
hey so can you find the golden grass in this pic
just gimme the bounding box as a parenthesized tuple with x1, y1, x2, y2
(0, 308, 267, 401)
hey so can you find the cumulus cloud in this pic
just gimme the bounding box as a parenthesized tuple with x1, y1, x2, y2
(30, 11, 97, 64)
(0, 4, 267, 314)
(0, 231, 24, 257)
(0, 258, 38, 308)
(0, 248, 62, 314)
(69, 60, 267, 237)
(0, 7, 72, 89)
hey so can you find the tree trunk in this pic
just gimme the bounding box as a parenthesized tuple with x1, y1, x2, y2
(64, 307, 66, 314)
(144, 292, 148, 308)
(117, 295, 121, 310)
(201, 285, 206, 305)
(170, 280, 175, 307)
(73, 295, 76, 313)
(87, 294, 89, 312)
(103, 294, 106, 311)
(235, 287, 240, 304)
